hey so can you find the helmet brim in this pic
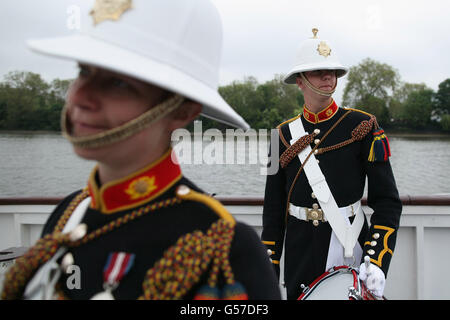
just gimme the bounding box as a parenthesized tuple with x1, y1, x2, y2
(283, 64, 348, 84)
(28, 34, 250, 130)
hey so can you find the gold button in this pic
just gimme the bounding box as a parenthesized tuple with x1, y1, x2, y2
(310, 210, 319, 220)
(313, 220, 319, 227)
(371, 241, 377, 247)
(311, 192, 316, 199)
(314, 129, 320, 135)
(373, 233, 380, 240)
(134, 179, 149, 194)
(69, 224, 87, 242)
(314, 139, 320, 145)
(314, 149, 319, 155)
(61, 252, 74, 273)
(368, 249, 375, 255)
(176, 185, 190, 196)
(312, 203, 319, 209)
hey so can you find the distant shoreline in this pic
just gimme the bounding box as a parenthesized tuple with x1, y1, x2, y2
(0, 130, 60, 134)
(1, 129, 450, 139)
(386, 131, 450, 138)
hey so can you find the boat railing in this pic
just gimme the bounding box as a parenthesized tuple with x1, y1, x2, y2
(1, 194, 449, 299)
(1, 194, 450, 206)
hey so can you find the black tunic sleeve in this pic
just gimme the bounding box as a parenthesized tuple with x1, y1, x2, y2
(230, 222, 281, 299)
(361, 126, 402, 276)
(261, 130, 288, 279)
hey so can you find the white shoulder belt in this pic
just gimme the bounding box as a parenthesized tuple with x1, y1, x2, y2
(288, 118, 364, 258)
(23, 197, 91, 300)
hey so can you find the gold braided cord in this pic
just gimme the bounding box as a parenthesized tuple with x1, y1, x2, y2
(61, 94, 185, 149)
(280, 132, 317, 168)
(1, 191, 182, 300)
(1, 187, 239, 300)
(299, 72, 336, 97)
(1, 190, 89, 300)
(139, 219, 235, 300)
(316, 116, 376, 155)
(279, 112, 376, 168)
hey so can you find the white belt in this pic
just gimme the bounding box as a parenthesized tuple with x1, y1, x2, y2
(24, 197, 91, 300)
(289, 200, 362, 224)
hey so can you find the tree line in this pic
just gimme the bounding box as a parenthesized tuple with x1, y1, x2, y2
(1, 58, 450, 132)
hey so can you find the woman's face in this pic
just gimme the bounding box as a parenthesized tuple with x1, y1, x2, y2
(65, 64, 172, 163)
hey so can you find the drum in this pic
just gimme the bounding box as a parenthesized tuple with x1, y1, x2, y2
(297, 266, 382, 300)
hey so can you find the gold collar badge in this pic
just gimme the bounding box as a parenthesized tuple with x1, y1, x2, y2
(125, 176, 158, 200)
(90, 0, 133, 25)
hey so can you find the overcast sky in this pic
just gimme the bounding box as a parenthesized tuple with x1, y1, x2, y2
(1, 0, 449, 105)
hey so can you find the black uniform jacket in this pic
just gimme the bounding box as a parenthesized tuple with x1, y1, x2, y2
(31, 150, 280, 300)
(261, 101, 402, 300)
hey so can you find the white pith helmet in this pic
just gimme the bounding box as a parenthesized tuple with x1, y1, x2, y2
(27, 0, 249, 130)
(283, 28, 348, 84)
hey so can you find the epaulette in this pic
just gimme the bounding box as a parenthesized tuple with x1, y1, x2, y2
(276, 114, 300, 129)
(140, 217, 247, 300)
(343, 107, 374, 118)
(344, 107, 391, 162)
(175, 185, 235, 226)
(276, 115, 301, 148)
(169, 185, 247, 300)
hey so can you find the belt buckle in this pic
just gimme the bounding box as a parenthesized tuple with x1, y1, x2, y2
(306, 208, 323, 226)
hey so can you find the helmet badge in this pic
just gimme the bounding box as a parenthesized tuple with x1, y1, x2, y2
(90, 0, 133, 25)
(312, 28, 332, 57)
(317, 41, 331, 57)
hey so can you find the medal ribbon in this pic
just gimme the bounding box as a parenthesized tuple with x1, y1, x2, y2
(103, 252, 135, 286)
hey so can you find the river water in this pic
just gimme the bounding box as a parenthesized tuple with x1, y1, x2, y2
(0, 132, 449, 198)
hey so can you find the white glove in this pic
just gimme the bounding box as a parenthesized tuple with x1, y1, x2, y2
(359, 256, 386, 297)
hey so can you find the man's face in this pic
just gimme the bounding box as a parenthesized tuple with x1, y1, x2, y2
(65, 64, 170, 161)
(303, 69, 337, 92)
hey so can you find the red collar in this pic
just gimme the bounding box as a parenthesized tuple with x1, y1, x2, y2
(303, 100, 339, 124)
(87, 149, 182, 214)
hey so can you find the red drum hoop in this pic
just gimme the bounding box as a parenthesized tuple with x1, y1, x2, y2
(297, 265, 384, 300)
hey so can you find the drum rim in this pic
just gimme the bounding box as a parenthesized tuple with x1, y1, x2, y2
(297, 265, 360, 300)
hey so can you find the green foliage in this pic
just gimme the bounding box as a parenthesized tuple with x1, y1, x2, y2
(0, 71, 70, 131)
(354, 95, 390, 126)
(434, 78, 450, 115)
(0, 65, 448, 133)
(216, 75, 303, 129)
(342, 58, 449, 132)
(390, 83, 435, 129)
(440, 114, 450, 131)
(401, 89, 434, 128)
(342, 58, 400, 108)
